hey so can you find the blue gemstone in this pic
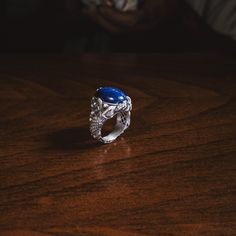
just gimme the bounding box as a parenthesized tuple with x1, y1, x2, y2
(95, 87, 127, 104)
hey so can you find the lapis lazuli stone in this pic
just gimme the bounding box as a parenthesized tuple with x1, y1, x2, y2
(95, 87, 127, 104)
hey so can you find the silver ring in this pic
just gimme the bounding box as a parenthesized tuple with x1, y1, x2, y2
(89, 87, 132, 143)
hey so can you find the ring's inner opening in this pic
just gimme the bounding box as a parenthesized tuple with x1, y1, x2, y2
(101, 116, 117, 137)
(101, 113, 127, 143)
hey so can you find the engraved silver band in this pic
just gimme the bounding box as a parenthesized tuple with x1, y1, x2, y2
(89, 96, 132, 143)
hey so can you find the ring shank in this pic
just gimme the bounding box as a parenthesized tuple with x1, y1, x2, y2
(101, 111, 130, 143)
(90, 94, 132, 144)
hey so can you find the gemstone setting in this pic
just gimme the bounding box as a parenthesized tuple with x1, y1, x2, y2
(95, 87, 127, 104)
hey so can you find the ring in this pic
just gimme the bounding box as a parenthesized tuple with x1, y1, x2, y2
(89, 87, 132, 143)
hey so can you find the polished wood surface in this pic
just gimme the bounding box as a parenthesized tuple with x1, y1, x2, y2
(0, 54, 236, 236)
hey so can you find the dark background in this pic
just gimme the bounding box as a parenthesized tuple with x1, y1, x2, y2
(1, 0, 236, 53)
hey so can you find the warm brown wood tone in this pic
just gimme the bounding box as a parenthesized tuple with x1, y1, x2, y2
(0, 54, 236, 236)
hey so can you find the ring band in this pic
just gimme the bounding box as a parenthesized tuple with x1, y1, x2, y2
(89, 87, 132, 143)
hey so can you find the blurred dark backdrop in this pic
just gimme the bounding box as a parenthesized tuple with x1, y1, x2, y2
(1, 0, 236, 53)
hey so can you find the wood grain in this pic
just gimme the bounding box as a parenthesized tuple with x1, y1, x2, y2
(0, 54, 236, 236)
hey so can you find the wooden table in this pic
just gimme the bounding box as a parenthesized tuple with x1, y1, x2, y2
(0, 54, 236, 236)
